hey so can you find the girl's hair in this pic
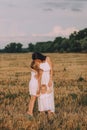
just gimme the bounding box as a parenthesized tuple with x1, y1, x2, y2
(30, 61, 39, 71)
(32, 52, 46, 61)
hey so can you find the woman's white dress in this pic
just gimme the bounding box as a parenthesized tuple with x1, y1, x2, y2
(29, 70, 38, 96)
(38, 61, 55, 112)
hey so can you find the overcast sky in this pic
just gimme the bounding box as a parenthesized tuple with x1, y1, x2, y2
(0, 0, 87, 48)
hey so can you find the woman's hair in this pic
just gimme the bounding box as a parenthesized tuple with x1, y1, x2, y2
(30, 61, 39, 71)
(32, 52, 46, 61)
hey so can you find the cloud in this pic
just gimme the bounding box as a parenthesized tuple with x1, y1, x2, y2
(71, 8, 81, 12)
(42, 0, 87, 12)
(43, 8, 53, 12)
(72, 0, 87, 1)
(32, 26, 78, 38)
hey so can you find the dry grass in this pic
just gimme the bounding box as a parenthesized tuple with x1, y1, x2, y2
(0, 53, 87, 130)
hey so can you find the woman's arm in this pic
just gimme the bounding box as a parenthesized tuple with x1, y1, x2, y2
(37, 69, 43, 94)
(47, 57, 53, 87)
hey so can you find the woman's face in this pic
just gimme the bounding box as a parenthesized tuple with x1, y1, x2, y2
(34, 59, 42, 63)
(33, 59, 41, 67)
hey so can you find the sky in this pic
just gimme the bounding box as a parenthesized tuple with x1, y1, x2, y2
(0, 0, 87, 49)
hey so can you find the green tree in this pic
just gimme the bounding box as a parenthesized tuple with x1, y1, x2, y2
(60, 39, 70, 52)
(4, 42, 23, 53)
(69, 31, 78, 40)
(80, 37, 87, 52)
(69, 28, 87, 40)
(35, 41, 53, 52)
(49, 37, 63, 52)
(16, 43, 23, 52)
(70, 40, 81, 52)
(28, 43, 35, 52)
(5, 43, 16, 53)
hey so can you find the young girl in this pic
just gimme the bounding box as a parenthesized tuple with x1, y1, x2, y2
(40, 84, 52, 94)
(26, 61, 40, 119)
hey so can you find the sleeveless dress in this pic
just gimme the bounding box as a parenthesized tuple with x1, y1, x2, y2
(29, 70, 38, 96)
(38, 61, 55, 112)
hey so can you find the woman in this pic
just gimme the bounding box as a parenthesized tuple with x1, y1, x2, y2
(32, 52, 55, 116)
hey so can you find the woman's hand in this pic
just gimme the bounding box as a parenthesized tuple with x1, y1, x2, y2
(48, 79, 52, 87)
(36, 90, 40, 97)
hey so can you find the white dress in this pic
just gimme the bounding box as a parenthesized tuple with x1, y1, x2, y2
(29, 70, 38, 96)
(38, 61, 55, 112)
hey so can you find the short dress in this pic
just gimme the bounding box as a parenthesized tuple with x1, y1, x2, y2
(29, 70, 38, 96)
(38, 61, 55, 112)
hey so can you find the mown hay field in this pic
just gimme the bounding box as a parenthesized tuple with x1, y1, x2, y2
(0, 53, 87, 130)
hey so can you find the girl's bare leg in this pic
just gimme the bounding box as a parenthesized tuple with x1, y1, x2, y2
(27, 95, 36, 116)
(48, 110, 55, 117)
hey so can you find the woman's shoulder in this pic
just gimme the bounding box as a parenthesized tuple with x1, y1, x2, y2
(46, 56, 51, 63)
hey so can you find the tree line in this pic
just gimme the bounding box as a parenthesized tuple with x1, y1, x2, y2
(0, 28, 87, 53)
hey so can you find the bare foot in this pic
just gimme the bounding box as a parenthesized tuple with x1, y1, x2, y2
(47, 111, 55, 122)
(27, 111, 33, 116)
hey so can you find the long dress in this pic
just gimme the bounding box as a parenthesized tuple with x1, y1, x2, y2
(29, 69, 38, 96)
(38, 61, 55, 112)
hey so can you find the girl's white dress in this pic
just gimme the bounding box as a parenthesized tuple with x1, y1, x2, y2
(29, 70, 38, 96)
(38, 61, 55, 112)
